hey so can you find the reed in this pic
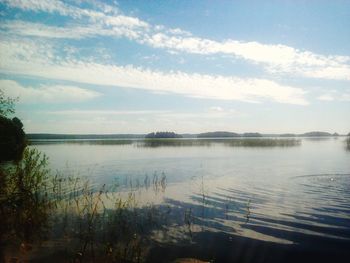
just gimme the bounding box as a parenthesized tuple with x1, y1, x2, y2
(0, 148, 169, 262)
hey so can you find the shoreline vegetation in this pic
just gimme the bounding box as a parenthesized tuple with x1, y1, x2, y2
(27, 130, 346, 140)
(0, 148, 172, 262)
(26, 131, 350, 148)
(26, 130, 350, 149)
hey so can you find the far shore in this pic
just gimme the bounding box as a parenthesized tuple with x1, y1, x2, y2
(26, 131, 348, 140)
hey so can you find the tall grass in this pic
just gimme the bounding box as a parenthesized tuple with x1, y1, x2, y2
(0, 148, 51, 244)
(0, 148, 169, 262)
(223, 138, 301, 147)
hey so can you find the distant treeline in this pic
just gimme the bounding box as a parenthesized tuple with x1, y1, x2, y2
(26, 131, 346, 140)
(299, 132, 339, 137)
(198, 131, 343, 138)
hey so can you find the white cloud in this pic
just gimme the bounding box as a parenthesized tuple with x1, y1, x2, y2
(340, 94, 350, 101)
(0, 0, 148, 28)
(0, 20, 141, 40)
(20, 108, 247, 133)
(1, 0, 349, 81)
(1, 21, 91, 39)
(210, 106, 224, 112)
(317, 94, 334, 101)
(317, 90, 350, 102)
(41, 109, 244, 131)
(0, 79, 101, 103)
(144, 34, 350, 81)
(301, 66, 350, 81)
(0, 38, 308, 105)
(1, 0, 105, 21)
(165, 28, 192, 37)
(1, 0, 70, 14)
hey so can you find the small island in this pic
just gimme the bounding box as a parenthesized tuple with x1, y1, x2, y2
(145, 131, 183, 139)
(300, 131, 333, 137)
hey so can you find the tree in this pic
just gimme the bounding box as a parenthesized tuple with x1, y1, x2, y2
(0, 89, 26, 162)
(0, 89, 17, 117)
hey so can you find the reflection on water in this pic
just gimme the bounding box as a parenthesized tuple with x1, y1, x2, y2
(1, 138, 350, 262)
(30, 138, 301, 148)
(30, 139, 134, 145)
(145, 171, 350, 262)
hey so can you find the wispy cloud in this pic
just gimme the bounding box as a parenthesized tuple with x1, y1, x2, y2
(317, 91, 350, 102)
(0, 0, 148, 29)
(1, 79, 101, 103)
(143, 34, 350, 81)
(20, 107, 246, 134)
(0, 38, 308, 105)
(1, 0, 349, 81)
(317, 94, 334, 101)
(0, 20, 140, 40)
(48, 110, 170, 115)
(209, 106, 224, 112)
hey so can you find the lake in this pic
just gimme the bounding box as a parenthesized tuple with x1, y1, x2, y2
(26, 137, 350, 262)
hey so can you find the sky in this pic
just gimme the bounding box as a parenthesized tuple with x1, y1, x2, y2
(0, 0, 350, 134)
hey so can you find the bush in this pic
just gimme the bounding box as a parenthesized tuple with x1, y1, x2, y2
(0, 148, 50, 243)
(0, 116, 26, 162)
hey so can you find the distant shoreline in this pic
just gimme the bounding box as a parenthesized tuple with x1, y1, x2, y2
(26, 131, 347, 140)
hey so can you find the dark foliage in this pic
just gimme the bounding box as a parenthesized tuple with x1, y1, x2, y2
(145, 132, 182, 139)
(0, 116, 27, 162)
(300, 131, 332, 137)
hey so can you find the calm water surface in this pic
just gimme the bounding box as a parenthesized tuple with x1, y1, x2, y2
(30, 137, 350, 261)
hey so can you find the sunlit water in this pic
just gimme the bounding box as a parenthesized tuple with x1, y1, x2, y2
(30, 137, 350, 260)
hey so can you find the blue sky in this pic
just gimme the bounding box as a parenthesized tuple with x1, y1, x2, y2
(0, 0, 349, 134)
